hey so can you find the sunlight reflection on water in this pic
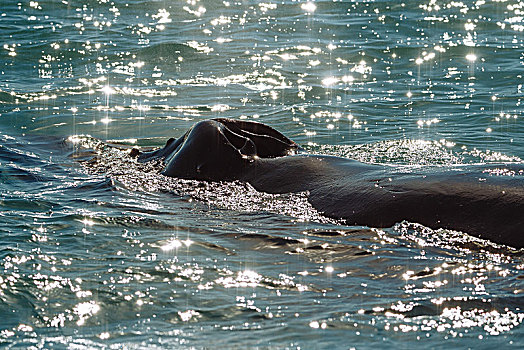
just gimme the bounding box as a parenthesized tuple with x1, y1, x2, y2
(0, 0, 523, 348)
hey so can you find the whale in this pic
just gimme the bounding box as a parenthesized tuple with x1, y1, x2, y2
(135, 118, 524, 249)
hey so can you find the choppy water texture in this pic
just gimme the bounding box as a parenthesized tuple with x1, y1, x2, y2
(1, 0, 523, 348)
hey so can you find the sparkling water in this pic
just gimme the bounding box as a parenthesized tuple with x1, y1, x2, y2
(1, 0, 523, 348)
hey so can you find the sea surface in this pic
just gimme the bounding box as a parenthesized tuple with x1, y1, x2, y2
(1, 0, 524, 348)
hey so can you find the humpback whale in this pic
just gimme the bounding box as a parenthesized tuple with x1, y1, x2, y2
(135, 118, 524, 248)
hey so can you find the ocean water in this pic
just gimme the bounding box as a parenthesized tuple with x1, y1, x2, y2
(1, 0, 523, 348)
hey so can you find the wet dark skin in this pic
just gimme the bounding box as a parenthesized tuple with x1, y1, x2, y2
(135, 118, 524, 248)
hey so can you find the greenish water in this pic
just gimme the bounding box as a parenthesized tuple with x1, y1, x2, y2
(1, 0, 523, 348)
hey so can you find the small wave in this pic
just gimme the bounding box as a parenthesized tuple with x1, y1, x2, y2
(307, 139, 462, 165)
(0, 90, 16, 104)
(132, 42, 198, 62)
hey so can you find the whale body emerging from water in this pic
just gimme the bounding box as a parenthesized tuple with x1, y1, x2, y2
(135, 118, 524, 248)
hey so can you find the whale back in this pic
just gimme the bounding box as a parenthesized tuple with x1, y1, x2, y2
(132, 119, 524, 248)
